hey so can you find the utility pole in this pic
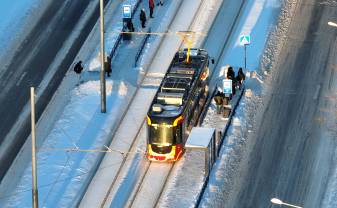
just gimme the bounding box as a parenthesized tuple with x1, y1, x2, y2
(30, 87, 38, 208)
(100, 0, 106, 113)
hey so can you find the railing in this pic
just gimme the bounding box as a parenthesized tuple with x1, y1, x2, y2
(194, 84, 245, 208)
(109, 0, 142, 59)
(197, 86, 218, 126)
(134, 28, 152, 67)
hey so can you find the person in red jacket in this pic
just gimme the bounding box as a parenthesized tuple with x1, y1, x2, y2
(149, 0, 155, 18)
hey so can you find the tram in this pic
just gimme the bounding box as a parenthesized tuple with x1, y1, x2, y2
(146, 48, 212, 162)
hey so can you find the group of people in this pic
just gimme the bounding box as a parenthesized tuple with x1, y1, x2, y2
(227, 66, 245, 95)
(74, 1, 166, 76)
(73, 55, 112, 77)
(214, 66, 246, 114)
(140, 0, 164, 28)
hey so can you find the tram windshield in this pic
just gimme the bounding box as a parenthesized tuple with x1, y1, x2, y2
(149, 124, 175, 145)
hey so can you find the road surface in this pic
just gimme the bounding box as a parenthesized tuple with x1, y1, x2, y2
(0, 0, 109, 181)
(234, 0, 337, 207)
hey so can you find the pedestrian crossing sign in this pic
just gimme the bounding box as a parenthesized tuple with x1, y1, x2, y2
(239, 35, 251, 45)
(123, 5, 132, 18)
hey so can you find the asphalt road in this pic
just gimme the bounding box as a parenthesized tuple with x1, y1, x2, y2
(234, 0, 337, 207)
(0, 0, 107, 181)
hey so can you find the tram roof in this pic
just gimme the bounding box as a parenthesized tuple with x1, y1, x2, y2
(148, 48, 208, 118)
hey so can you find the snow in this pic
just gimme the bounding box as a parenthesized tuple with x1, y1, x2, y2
(185, 127, 215, 148)
(0, 0, 336, 207)
(158, 150, 206, 208)
(199, 0, 286, 207)
(0, 0, 53, 74)
(0, 0, 140, 207)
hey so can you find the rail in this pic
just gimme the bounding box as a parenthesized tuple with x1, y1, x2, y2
(134, 28, 152, 67)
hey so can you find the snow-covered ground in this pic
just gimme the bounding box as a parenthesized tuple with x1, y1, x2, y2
(199, 0, 287, 206)
(0, 0, 52, 73)
(0, 0, 336, 207)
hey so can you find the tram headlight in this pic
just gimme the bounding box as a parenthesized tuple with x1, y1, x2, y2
(168, 146, 176, 159)
(147, 116, 151, 125)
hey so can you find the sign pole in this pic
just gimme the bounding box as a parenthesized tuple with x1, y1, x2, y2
(30, 87, 38, 208)
(239, 34, 250, 71)
(244, 44, 247, 71)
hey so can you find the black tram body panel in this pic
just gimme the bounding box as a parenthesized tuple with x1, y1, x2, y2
(146, 48, 210, 162)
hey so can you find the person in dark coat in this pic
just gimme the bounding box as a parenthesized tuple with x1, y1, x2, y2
(226, 66, 236, 96)
(236, 67, 245, 89)
(127, 19, 135, 32)
(149, 0, 155, 18)
(227, 66, 235, 80)
(140, 9, 147, 28)
(105, 56, 112, 77)
(74, 61, 83, 74)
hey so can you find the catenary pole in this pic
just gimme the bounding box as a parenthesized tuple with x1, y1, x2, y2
(100, 0, 106, 113)
(30, 87, 38, 208)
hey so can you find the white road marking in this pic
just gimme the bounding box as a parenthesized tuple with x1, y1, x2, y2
(313, 84, 321, 100)
(16, 72, 27, 86)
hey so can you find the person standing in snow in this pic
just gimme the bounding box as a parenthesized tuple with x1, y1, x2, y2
(226, 66, 236, 96)
(74, 61, 83, 74)
(236, 67, 245, 89)
(140, 8, 147, 28)
(213, 89, 224, 114)
(105, 56, 112, 77)
(149, 0, 155, 18)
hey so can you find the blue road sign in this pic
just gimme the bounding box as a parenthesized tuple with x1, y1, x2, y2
(123, 5, 132, 18)
(239, 35, 251, 45)
(223, 79, 232, 94)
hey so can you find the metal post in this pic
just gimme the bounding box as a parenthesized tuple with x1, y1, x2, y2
(244, 44, 247, 70)
(100, 0, 106, 113)
(30, 87, 38, 208)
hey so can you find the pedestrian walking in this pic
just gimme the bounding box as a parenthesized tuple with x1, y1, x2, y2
(149, 0, 155, 18)
(105, 56, 112, 77)
(227, 66, 236, 96)
(236, 67, 245, 89)
(127, 19, 135, 32)
(74, 61, 83, 74)
(140, 8, 147, 28)
(213, 89, 224, 114)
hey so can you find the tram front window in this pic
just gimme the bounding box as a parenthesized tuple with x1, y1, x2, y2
(149, 124, 175, 145)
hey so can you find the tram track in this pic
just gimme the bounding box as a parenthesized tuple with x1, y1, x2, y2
(84, 0, 247, 207)
(97, 0, 208, 206)
(100, 121, 147, 207)
(143, 0, 247, 206)
(81, 1, 186, 207)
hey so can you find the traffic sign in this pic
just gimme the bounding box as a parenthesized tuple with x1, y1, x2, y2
(239, 35, 251, 45)
(123, 5, 132, 18)
(223, 79, 232, 94)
